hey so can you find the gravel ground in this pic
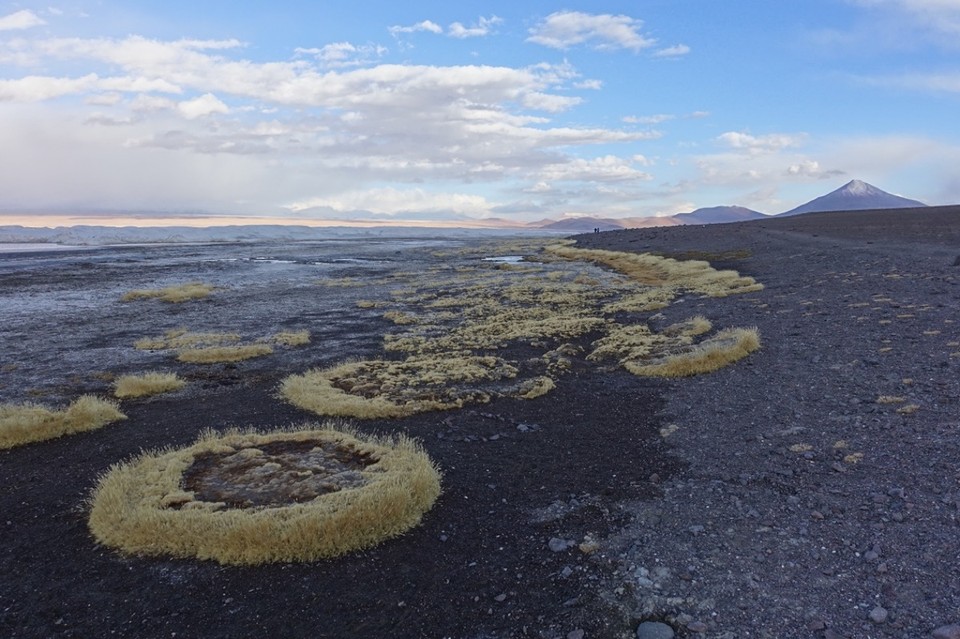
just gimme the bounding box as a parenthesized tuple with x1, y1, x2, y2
(1, 208, 959, 639)
(573, 206, 960, 639)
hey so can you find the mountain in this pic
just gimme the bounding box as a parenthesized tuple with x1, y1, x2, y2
(780, 180, 927, 216)
(537, 217, 626, 232)
(673, 205, 766, 224)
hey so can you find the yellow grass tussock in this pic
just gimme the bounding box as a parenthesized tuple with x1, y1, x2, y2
(282, 356, 518, 419)
(265, 330, 311, 346)
(121, 282, 215, 303)
(0, 396, 126, 449)
(135, 329, 241, 351)
(545, 244, 763, 297)
(114, 372, 186, 399)
(88, 425, 441, 565)
(625, 327, 761, 378)
(177, 344, 274, 364)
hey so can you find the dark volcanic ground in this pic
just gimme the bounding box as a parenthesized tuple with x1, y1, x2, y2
(2, 207, 960, 639)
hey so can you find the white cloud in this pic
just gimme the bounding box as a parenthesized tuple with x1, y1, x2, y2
(654, 44, 691, 58)
(388, 20, 443, 37)
(0, 10, 45, 31)
(527, 11, 655, 52)
(449, 15, 502, 39)
(785, 159, 845, 179)
(573, 79, 602, 90)
(287, 187, 495, 216)
(717, 131, 807, 154)
(130, 94, 176, 112)
(177, 93, 228, 119)
(0, 73, 99, 101)
(85, 92, 122, 106)
(624, 114, 675, 125)
(295, 42, 387, 68)
(538, 155, 653, 182)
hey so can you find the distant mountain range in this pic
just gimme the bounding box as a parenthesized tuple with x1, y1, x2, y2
(0, 180, 933, 245)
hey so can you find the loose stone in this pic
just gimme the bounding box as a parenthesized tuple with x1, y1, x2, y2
(636, 621, 675, 639)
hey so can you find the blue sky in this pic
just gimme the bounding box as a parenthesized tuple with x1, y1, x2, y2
(1, 1, 959, 224)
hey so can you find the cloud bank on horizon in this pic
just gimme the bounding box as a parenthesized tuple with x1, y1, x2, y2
(1, 0, 959, 224)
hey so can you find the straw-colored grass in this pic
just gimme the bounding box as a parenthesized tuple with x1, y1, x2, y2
(281, 355, 518, 419)
(876, 395, 906, 404)
(625, 327, 761, 377)
(121, 282, 215, 303)
(265, 331, 311, 346)
(88, 425, 442, 565)
(517, 376, 556, 399)
(545, 244, 763, 297)
(0, 396, 126, 449)
(177, 344, 273, 364)
(135, 329, 241, 351)
(114, 372, 186, 399)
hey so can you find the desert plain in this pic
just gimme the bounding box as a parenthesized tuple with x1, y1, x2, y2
(1, 207, 959, 638)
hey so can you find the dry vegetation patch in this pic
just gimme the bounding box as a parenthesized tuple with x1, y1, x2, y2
(177, 345, 274, 364)
(114, 372, 186, 399)
(88, 425, 441, 565)
(0, 396, 126, 449)
(282, 240, 763, 419)
(121, 282, 215, 303)
(282, 356, 518, 419)
(137, 328, 307, 363)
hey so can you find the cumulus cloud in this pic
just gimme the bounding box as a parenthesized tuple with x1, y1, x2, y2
(286, 187, 495, 216)
(295, 42, 387, 68)
(0, 30, 665, 219)
(0, 74, 99, 101)
(527, 11, 655, 52)
(388, 20, 443, 37)
(0, 9, 45, 31)
(653, 44, 691, 58)
(177, 93, 229, 119)
(538, 155, 653, 182)
(717, 131, 807, 154)
(785, 160, 845, 179)
(449, 16, 502, 39)
(624, 114, 675, 125)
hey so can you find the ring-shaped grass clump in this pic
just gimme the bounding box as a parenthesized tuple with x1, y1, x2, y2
(88, 425, 441, 565)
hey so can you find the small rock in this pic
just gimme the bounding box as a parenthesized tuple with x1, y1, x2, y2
(549, 537, 573, 552)
(688, 525, 705, 534)
(636, 621, 675, 639)
(493, 593, 507, 602)
(864, 551, 879, 562)
(687, 620, 708, 633)
(560, 566, 573, 578)
(567, 631, 585, 639)
(932, 624, 960, 639)
(807, 617, 826, 631)
(869, 606, 888, 624)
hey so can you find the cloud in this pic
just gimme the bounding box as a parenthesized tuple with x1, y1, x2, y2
(0, 9, 45, 31)
(717, 131, 807, 154)
(527, 11, 655, 52)
(286, 187, 495, 217)
(849, 0, 960, 36)
(624, 114, 675, 125)
(295, 42, 387, 68)
(0, 31, 663, 219)
(653, 44, 691, 58)
(538, 155, 653, 183)
(449, 16, 502, 39)
(388, 20, 443, 37)
(177, 93, 229, 119)
(785, 160, 845, 179)
(0, 74, 99, 101)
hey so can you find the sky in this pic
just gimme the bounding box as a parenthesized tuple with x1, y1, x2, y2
(1, 0, 959, 226)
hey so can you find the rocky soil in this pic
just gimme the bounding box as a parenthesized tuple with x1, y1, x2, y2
(1, 207, 959, 638)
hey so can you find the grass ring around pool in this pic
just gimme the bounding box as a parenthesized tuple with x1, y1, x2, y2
(88, 424, 441, 565)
